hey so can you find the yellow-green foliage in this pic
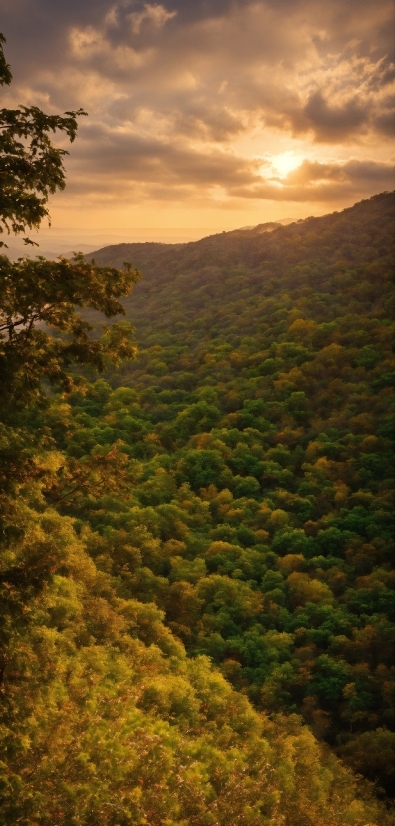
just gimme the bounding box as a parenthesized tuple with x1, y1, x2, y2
(0, 487, 390, 825)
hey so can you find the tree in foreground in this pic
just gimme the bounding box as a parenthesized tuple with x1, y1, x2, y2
(0, 33, 139, 497)
(0, 31, 139, 403)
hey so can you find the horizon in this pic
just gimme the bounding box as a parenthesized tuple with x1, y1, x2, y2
(4, 191, 390, 258)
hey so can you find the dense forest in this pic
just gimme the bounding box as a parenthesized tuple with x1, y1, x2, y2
(75, 190, 394, 795)
(1, 29, 394, 819)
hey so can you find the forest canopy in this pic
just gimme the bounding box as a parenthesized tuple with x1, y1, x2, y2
(0, 31, 394, 826)
(79, 189, 395, 797)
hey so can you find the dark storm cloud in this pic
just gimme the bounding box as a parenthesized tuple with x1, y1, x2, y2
(1, 0, 394, 206)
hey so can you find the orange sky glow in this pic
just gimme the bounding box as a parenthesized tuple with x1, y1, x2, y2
(1, 0, 394, 248)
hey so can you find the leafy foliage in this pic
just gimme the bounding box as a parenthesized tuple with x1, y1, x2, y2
(0, 442, 390, 825)
(0, 253, 139, 411)
(0, 36, 85, 244)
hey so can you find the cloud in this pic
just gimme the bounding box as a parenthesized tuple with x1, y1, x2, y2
(64, 123, 262, 196)
(288, 158, 395, 184)
(1, 0, 394, 216)
(128, 3, 177, 34)
(230, 157, 395, 203)
(59, 117, 394, 208)
(302, 91, 367, 141)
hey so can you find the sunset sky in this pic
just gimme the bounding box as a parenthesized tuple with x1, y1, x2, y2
(1, 0, 394, 245)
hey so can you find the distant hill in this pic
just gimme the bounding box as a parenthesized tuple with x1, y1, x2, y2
(85, 191, 395, 355)
(87, 192, 394, 287)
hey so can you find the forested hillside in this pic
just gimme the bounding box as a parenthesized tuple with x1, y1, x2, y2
(1, 189, 394, 824)
(66, 191, 394, 791)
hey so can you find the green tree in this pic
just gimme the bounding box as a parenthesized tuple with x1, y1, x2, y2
(0, 33, 139, 495)
(0, 32, 139, 642)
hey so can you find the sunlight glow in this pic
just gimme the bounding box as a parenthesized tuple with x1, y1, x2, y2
(271, 151, 303, 178)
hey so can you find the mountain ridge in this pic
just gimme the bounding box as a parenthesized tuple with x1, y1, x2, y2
(86, 192, 394, 279)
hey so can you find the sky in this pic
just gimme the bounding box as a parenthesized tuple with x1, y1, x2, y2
(1, 0, 395, 245)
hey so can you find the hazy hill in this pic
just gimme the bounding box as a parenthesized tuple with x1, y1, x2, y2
(88, 192, 393, 283)
(86, 191, 394, 352)
(84, 191, 394, 364)
(88, 218, 283, 271)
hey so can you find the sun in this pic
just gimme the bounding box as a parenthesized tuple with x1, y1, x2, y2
(272, 151, 302, 177)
